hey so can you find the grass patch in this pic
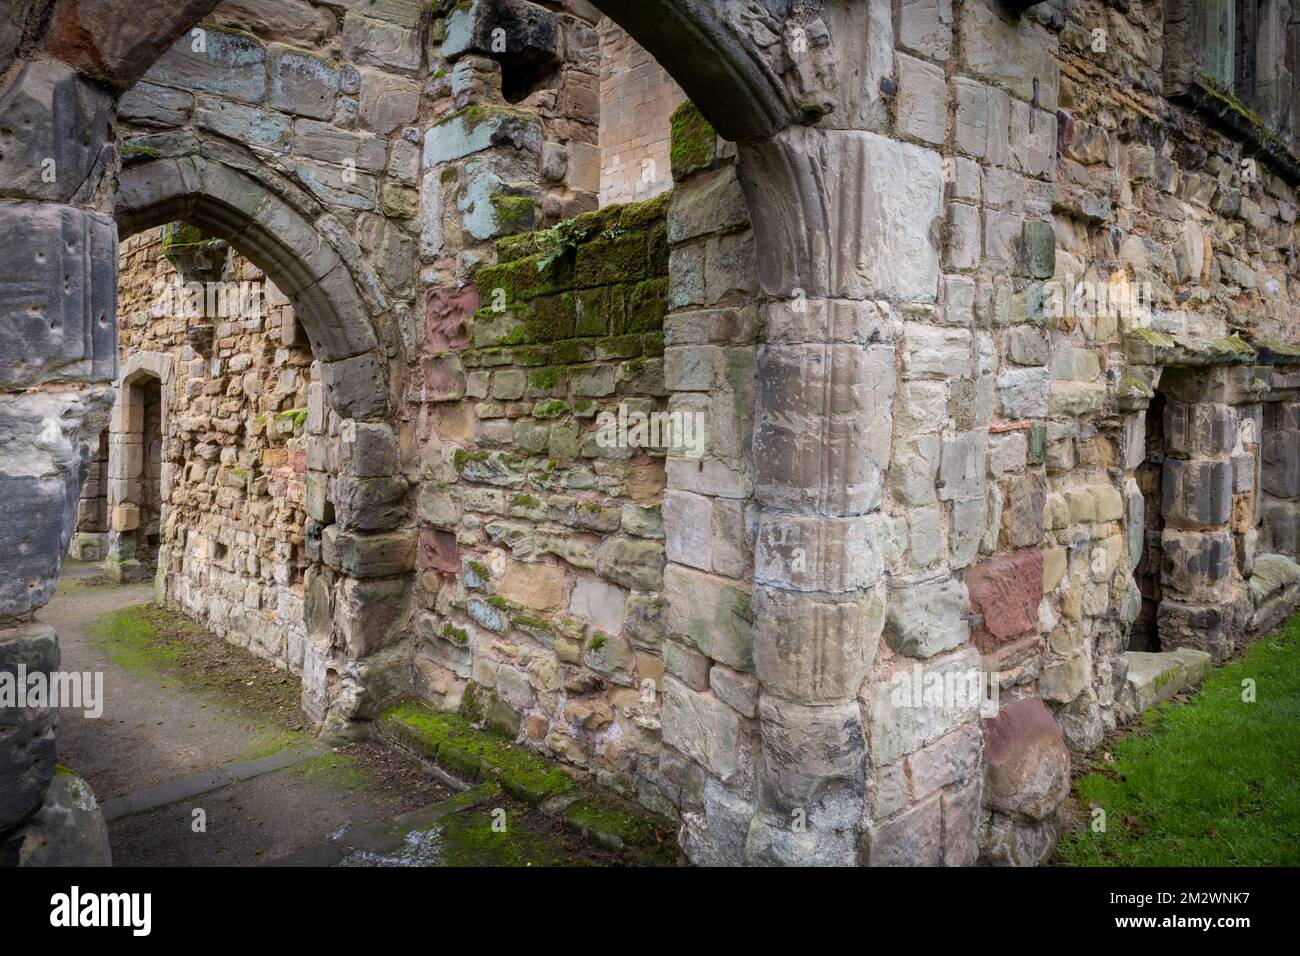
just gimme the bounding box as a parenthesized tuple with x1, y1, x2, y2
(564, 795, 678, 865)
(86, 603, 310, 751)
(55, 575, 115, 594)
(423, 804, 601, 867)
(239, 727, 311, 763)
(290, 752, 372, 792)
(377, 700, 577, 805)
(84, 603, 192, 675)
(1056, 618, 1300, 866)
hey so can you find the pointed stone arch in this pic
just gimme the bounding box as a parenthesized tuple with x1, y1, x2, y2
(113, 154, 414, 731)
(115, 156, 391, 420)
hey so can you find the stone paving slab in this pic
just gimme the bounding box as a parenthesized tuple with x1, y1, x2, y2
(1124, 648, 1213, 714)
(101, 744, 324, 821)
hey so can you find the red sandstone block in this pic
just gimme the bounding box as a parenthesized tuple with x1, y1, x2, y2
(426, 285, 477, 353)
(982, 695, 1069, 821)
(966, 549, 1043, 651)
(420, 527, 459, 573)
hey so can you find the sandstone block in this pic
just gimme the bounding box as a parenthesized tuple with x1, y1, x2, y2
(1162, 459, 1233, 528)
(661, 677, 749, 785)
(869, 647, 983, 765)
(334, 476, 408, 532)
(0, 59, 112, 204)
(982, 696, 1069, 821)
(1160, 529, 1233, 601)
(758, 695, 865, 815)
(755, 343, 895, 515)
(966, 550, 1043, 650)
(1165, 402, 1237, 458)
(111, 504, 140, 532)
(664, 564, 752, 671)
(323, 528, 415, 578)
(752, 585, 884, 702)
(0, 204, 117, 389)
(566, 575, 625, 634)
(149, 25, 267, 104)
(499, 559, 564, 613)
(885, 575, 970, 658)
(268, 44, 338, 119)
(754, 513, 883, 592)
(861, 793, 943, 866)
(908, 721, 982, 798)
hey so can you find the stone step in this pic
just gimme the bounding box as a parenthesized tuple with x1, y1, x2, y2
(1123, 648, 1212, 715)
(1250, 553, 1300, 633)
(375, 699, 678, 865)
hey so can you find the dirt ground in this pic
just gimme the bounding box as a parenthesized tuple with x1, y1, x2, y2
(42, 563, 632, 867)
(44, 563, 449, 865)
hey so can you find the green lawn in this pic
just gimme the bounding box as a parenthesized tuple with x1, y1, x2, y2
(1056, 617, 1300, 866)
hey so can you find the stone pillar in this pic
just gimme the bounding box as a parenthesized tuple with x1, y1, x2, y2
(1260, 400, 1300, 557)
(104, 375, 151, 582)
(0, 56, 118, 842)
(734, 122, 945, 864)
(1155, 367, 1247, 659)
(70, 429, 111, 561)
(657, 106, 763, 865)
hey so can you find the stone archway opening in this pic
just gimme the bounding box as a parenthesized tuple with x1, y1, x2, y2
(595, 19, 679, 207)
(106, 220, 319, 670)
(113, 155, 407, 733)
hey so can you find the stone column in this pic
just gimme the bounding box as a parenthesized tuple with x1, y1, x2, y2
(658, 108, 764, 865)
(0, 57, 117, 839)
(103, 376, 150, 582)
(70, 429, 111, 561)
(735, 124, 944, 865)
(1261, 399, 1300, 557)
(1156, 366, 1249, 659)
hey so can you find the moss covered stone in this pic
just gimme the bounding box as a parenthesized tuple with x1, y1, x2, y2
(523, 292, 577, 342)
(670, 101, 717, 179)
(527, 366, 565, 391)
(563, 795, 678, 865)
(532, 399, 570, 419)
(476, 253, 574, 305)
(549, 339, 596, 366)
(490, 194, 536, 235)
(622, 277, 669, 333)
(575, 231, 652, 288)
(378, 700, 578, 806)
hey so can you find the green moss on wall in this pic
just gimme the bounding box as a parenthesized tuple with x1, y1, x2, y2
(670, 101, 716, 178)
(490, 193, 536, 236)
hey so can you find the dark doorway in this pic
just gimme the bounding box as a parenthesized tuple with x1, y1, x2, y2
(1131, 391, 1167, 651)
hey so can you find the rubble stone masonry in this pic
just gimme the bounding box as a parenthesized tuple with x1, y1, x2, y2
(7, 0, 1300, 867)
(113, 228, 315, 670)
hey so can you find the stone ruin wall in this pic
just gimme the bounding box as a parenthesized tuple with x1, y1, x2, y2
(410, 1, 759, 815)
(413, 194, 673, 798)
(99, 0, 697, 793)
(106, 0, 1300, 862)
(113, 0, 436, 731)
(12, 0, 1300, 867)
(856, 0, 1300, 864)
(114, 227, 316, 671)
